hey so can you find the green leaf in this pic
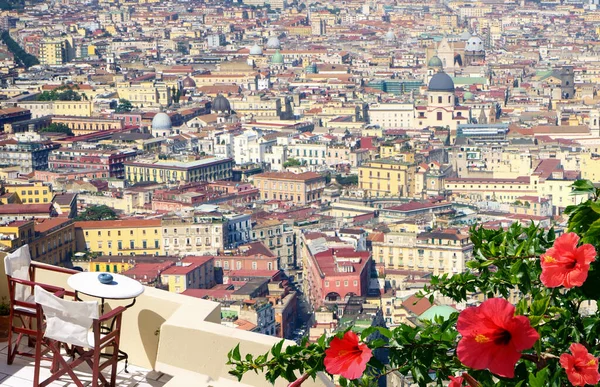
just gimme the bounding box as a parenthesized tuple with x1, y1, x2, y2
(271, 340, 284, 357)
(528, 367, 548, 387)
(232, 344, 241, 362)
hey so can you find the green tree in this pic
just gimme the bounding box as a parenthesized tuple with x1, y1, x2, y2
(1, 31, 39, 68)
(75, 205, 118, 221)
(114, 98, 133, 113)
(283, 158, 302, 168)
(38, 86, 83, 101)
(39, 123, 73, 136)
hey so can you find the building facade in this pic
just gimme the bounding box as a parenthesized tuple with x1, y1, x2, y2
(252, 172, 326, 205)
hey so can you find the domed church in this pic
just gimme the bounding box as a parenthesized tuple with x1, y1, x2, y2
(414, 71, 470, 132)
(151, 112, 173, 137)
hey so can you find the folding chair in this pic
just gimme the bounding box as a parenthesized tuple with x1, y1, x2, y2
(4, 245, 68, 365)
(34, 285, 126, 387)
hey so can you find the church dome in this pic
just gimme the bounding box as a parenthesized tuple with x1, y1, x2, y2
(182, 76, 196, 88)
(266, 36, 281, 49)
(212, 94, 231, 113)
(465, 36, 484, 52)
(463, 91, 474, 100)
(151, 112, 172, 130)
(249, 44, 263, 55)
(384, 29, 396, 42)
(428, 55, 443, 68)
(271, 50, 284, 64)
(428, 72, 455, 92)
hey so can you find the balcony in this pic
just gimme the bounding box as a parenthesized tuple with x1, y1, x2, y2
(0, 252, 333, 387)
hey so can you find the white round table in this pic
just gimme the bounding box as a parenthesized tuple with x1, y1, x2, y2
(68, 272, 144, 313)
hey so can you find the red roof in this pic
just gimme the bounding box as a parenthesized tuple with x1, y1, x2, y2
(0, 204, 53, 214)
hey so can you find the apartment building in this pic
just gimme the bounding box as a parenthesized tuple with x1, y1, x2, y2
(250, 218, 295, 271)
(75, 220, 163, 256)
(48, 148, 137, 179)
(29, 218, 76, 266)
(371, 229, 473, 276)
(358, 158, 417, 198)
(4, 182, 53, 204)
(162, 217, 227, 256)
(160, 256, 216, 293)
(124, 157, 233, 184)
(252, 171, 326, 205)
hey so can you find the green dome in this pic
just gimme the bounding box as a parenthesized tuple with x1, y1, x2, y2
(271, 49, 284, 64)
(428, 55, 443, 68)
(419, 305, 458, 321)
(463, 91, 474, 100)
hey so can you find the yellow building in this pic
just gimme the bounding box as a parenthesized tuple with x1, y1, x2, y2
(252, 171, 326, 205)
(581, 153, 600, 183)
(75, 219, 164, 256)
(88, 256, 135, 273)
(116, 80, 172, 107)
(160, 256, 215, 293)
(372, 229, 473, 276)
(124, 157, 233, 184)
(39, 37, 74, 65)
(358, 159, 417, 198)
(0, 220, 35, 250)
(30, 218, 76, 266)
(4, 182, 53, 204)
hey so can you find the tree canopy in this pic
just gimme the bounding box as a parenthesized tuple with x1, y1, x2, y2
(38, 85, 86, 101)
(75, 205, 118, 221)
(1, 31, 39, 68)
(39, 123, 74, 136)
(283, 158, 302, 168)
(114, 99, 133, 113)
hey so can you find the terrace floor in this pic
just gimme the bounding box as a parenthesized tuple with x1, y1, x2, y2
(0, 340, 172, 387)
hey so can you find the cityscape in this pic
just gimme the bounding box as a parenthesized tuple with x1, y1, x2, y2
(0, 0, 598, 385)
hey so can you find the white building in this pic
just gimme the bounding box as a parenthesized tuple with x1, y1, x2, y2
(369, 103, 415, 129)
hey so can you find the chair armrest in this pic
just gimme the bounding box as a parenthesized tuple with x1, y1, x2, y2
(98, 306, 127, 323)
(30, 262, 79, 275)
(9, 277, 65, 294)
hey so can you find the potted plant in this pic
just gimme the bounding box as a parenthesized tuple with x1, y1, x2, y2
(0, 297, 9, 342)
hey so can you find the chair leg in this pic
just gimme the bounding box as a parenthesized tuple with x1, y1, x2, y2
(91, 348, 101, 387)
(32, 331, 43, 387)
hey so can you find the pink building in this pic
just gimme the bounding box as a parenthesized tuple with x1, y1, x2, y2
(304, 246, 371, 310)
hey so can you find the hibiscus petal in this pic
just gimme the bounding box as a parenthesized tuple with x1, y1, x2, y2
(456, 306, 483, 336)
(554, 232, 580, 251)
(540, 265, 567, 288)
(457, 336, 521, 378)
(576, 243, 597, 264)
(509, 316, 540, 351)
(479, 298, 515, 329)
(563, 268, 589, 288)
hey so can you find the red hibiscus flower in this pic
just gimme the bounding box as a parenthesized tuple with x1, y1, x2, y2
(456, 298, 539, 378)
(560, 343, 600, 386)
(324, 331, 372, 380)
(449, 376, 464, 387)
(540, 232, 596, 288)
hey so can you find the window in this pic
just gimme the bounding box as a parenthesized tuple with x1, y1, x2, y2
(118, 241, 122, 249)
(344, 280, 348, 286)
(336, 281, 340, 287)
(437, 112, 443, 121)
(354, 280, 358, 286)
(252, 262, 257, 270)
(325, 281, 329, 287)
(438, 96, 442, 103)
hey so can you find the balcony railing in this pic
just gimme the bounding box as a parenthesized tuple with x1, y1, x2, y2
(0, 252, 333, 387)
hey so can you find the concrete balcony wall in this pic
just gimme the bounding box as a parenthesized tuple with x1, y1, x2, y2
(0, 254, 332, 387)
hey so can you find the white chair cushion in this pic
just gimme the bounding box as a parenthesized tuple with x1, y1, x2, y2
(34, 286, 98, 348)
(4, 245, 32, 302)
(13, 294, 36, 314)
